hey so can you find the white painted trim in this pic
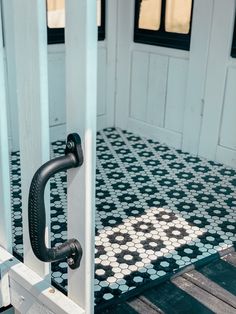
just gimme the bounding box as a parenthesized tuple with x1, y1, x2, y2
(49, 115, 110, 144)
(216, 145, 236, 169)
(65, 0, 97, 312)
(127, 118, 182, 149)
(97, 115, 110, 131)
(0, 1, 12, 252)
(12, 0, 50, 278)
(105, 0, 118, 127)
(132, 43, 189, 60)
(2, 0, 19, 153)
(182, 0, 214, 154)
(0, 247, 84, 314)
(48, 44, 65, 54)
(115, 0, 135, 130)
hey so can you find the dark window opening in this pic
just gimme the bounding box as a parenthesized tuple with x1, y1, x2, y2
(231, 14, 236, 58)
(134, 0, 194, 51)
(47, 0, 105, 44)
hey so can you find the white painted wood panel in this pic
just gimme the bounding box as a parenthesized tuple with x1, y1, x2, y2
(6, 44, 109, 151)
(198, 0, 236, 160)
(48, 46, 107, 126)
(216, 145, 236, 169)
(130, 51, 149, 121)
(128, 118, 182, 148)
(146, 54, 168, 128)
(115, 0, 135, 130)
(12, 0, 50, 278)
(0, 1, 12, 251)
(182, 0, 214, 154)
(2, 0, 18, 152)
(105, 0, 118, 128)
(220, 67, 236, 150)
(97, 47, 107, 116)
(0, 248, 84, 314)
(48, 52, 66, 126)
(65, 0, 97, 310)
(165, 57, 188, 133)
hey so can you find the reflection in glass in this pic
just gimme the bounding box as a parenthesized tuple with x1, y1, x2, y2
(138, 0, 162, 31)
(47, 0, 65, 29)
(165, 0, 192, 34)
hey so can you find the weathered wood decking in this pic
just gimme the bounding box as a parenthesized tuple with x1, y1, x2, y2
(100, 249, 236, 314)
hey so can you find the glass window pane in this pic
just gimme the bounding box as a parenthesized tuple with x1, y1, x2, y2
(47, 0, 102, 29)
(165, 0, 192, 34)
(47, 0, 65, 29)
(138, 0, 162, 31)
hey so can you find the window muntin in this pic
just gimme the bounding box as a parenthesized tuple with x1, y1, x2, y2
(134, 0, 193, 50)
(47, 0, 105, 44)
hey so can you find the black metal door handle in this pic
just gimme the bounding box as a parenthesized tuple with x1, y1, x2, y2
(28, 133, 83, 269)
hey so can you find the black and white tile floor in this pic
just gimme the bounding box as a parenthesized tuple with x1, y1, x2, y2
(10, 127, 236, 308)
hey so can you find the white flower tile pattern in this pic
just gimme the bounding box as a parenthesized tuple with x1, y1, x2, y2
(10, 127, 236, 308)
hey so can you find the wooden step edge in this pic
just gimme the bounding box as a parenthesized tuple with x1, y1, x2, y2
(182, 270, 236, 309)
(127, 297, 163, 314)
(219, 246, 235, 257)
(223, 251, 236, 267)
(172, 276, 236, 314)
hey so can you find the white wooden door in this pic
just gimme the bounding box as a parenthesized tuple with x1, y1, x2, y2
(115, 0, 190, 148)
(0, 0, 97, 313)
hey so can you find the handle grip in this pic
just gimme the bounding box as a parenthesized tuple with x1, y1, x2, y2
(28, 133, 83, 269)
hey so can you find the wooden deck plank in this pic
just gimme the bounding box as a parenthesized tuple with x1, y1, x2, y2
(97, 302, 139, 314)
(183, 270, 236, 309)
(173, 276, 236, 314)
(128, 298, 161, 314)
(197, 259, 236, 296)
(142, 280, 214, 314)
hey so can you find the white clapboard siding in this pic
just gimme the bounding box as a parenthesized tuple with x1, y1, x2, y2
(219, 67, 236, 150)
(146, 54, 168, 128)
(130, 51, 149, 121)
(0, 1, 12, 251)
(12, 0, 50, 278)
(165, 57, 188, 133)
(65, 0, 97, 311)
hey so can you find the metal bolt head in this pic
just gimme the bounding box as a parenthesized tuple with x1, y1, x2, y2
(66, 141, 75, 150)
(67, 257, 74, 266)
(49, 288, 55, 294)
